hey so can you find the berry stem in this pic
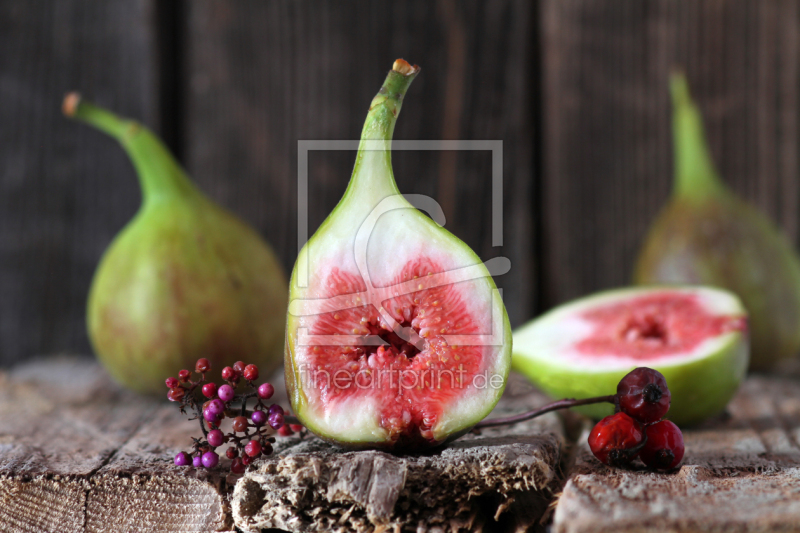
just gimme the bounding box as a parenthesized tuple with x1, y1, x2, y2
(474, 394, 616, 429)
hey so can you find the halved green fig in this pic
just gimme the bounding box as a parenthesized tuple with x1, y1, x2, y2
(634, 73, 800, 371)
(512, 286, 748, 425)
(284, 60, 512, 450)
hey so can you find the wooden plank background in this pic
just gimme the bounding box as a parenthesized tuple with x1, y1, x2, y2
(0, 0, 798, 367)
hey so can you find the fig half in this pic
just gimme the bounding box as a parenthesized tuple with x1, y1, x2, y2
(285, 60, 512, 450)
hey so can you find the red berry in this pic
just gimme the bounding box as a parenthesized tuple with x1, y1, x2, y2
(617, 367, 671, 424)
(640, 420, 685, 470)
(221, 366, 235, 381)
(202, 382, 217, 398)
(588, 412, 646, 467)
(289, 424, 304, 432)
(226, 447, 238, 459)
(233, 361, 246, 374)
(195, 358, 211, 373)
(167, 387, 185, 402)
(262, 442, 273, 456)
(230, 457, 246, 474)
(243, 364, 259, 381)
(241, 453, 252, 466)
(278, 424, 294, 437)
(232, 416, 249, 433)
(244, 440, 262, 458)
(178, 369, 191, 382)
(165, 377, 179, 389)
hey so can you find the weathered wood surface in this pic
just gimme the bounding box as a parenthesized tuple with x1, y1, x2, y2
(0, 358, 565, 532)
(231, 373, 564, 533)
(0, 357, 230, 533)
(554, 376, 800, 533)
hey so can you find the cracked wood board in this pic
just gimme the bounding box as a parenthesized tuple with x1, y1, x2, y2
(0, 357, 231, 533)
(232, 373, 565, 533)
(554, 376, 800, 533)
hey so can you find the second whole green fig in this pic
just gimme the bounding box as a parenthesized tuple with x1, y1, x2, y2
(634, 75, 800, 371)
(65, 94, 288, 395)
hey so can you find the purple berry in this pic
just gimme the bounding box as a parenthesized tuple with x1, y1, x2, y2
(203, 408, 221, 424)
(207, 429, 224, 448)
(268, 412, 284, 430)
(251, 410, 267, 427)
(218, 384, 235, 402)
(174, 452, 191, 466)
(192, 455, 203, 468)
(201, 451, 219, 468)
(268, 404, 284, 417)
(257, 383, 274, 400)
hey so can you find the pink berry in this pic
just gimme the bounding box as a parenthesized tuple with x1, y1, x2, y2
(207, 429, 224, 448)
(278, 424, 294, 437)
(203, 408, 221, 424)
(195, 358, 211, 373)
(244, 440, 262, 458)
(289, 424, 304, 432)
(206, 399, 225, 414)
(201, 451, 219, 468)
(202, 382, 217, 398)
(257, 383, 274, 400)
(268, 404, 284, 417)
(241, 453, 252, 466)
(218, 384, 235, 402)
(165, 377, 179, 389)
(174, 452, 191, 466)
(243, 364, 259, 381)
(192, 455, 203, 468)
(178, 369, 191, 382)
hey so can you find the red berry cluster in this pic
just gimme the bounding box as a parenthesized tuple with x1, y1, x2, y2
(588, 367, 685, 470)
(167, 358, 304, 473)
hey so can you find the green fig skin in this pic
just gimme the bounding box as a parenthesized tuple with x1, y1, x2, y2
(65, 95, 288, 395)
(633, 74, 800, 371)
(284, 61, 512, 450)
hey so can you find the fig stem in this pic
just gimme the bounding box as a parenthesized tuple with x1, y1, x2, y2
(669, 72, 726, 201)
(62, 92, 196, 202)
(473, 394, 617, 429)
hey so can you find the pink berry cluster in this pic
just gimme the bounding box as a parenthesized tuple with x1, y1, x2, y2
(588, 367, 685, 470)
(167, 358, 304, 473)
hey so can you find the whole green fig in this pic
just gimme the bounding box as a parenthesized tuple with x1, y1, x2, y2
(64, 93, 288, 394)
(633, 74, 800, 371)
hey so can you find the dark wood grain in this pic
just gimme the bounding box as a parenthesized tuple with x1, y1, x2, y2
(183, 0, 537, 327)
(541, 0, 800, 308)
(0, 0, 161, 366)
